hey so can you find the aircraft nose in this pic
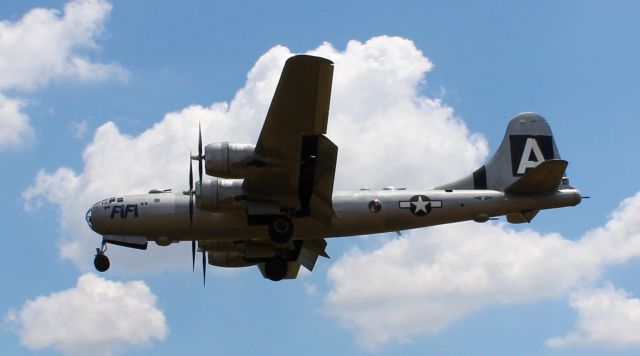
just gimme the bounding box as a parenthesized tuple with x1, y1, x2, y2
(86, 206, 96, 230)
(86, 201, 106, 232)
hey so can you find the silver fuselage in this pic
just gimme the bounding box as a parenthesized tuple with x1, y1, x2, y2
(88, 188, 581, 243)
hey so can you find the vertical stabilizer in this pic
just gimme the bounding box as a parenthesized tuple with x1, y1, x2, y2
(438, 112, 564, 192)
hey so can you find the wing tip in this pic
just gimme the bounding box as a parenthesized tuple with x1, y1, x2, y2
(287, 54, 334, 66)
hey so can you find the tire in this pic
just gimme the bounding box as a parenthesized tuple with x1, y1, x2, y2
(94, 254, 110, 272)
(268, 216, 293, 244)
(264, 257, 288, 281)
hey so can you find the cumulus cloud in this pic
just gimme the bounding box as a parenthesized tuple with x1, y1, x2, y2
(5, 273, 168, 356)
(0, 0, 126, 91)
(0, 0, 126, 151)
(547, 284, 640, 348)
(325, 192, 640, 349)
(0, 94, 34, 150)
(23, 36, 487, 273)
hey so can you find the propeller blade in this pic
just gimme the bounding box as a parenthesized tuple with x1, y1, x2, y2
(198, 123, 203, 183)
(188, 150, 194, 228)
(202, 250, 206, 286)
(199, 157, 203, 185)
(192, 240, 196, 272)
(189, 150, 194, 191)
(198, 123, 202, 158)
(189, 194, 193, 227)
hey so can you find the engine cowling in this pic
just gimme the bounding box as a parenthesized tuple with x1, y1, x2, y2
(195, 178, 246, 211)
(199, 241, 278, 259)
(204, 142, 258, 178)
(202, 241, 279, 267)
(209, 252, 255, 267)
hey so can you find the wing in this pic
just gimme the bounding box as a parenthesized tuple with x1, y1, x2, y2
(255, 55, 333, 161)
(243, 55, 337, 221)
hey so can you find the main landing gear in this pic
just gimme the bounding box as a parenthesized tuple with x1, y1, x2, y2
(262, 239, 304, 281)
(268, 216, 293, 244)
(264, 257, 288, 281)
(94, 241, 110, 272)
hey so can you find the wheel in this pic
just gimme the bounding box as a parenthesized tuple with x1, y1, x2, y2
(268, 216, 293, 244)
(94, 254, 110, 272)
(264, 257, 288, 281)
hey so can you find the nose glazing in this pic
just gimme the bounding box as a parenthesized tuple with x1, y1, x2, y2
(85, 207, 93, 229)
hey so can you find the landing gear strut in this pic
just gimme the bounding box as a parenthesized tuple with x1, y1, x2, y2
(94, 241, 110, 272)
(264, 257, 288, 281)
(268, 216, 293, 244)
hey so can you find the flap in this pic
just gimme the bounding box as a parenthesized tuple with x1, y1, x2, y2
(298, 135, 338, 224)
(298, 238, 330, 271)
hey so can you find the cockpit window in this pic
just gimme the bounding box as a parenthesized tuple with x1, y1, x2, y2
(101, 199, 109, 205)
(109, 197, 116, 203)
(117, 197, 123, 202)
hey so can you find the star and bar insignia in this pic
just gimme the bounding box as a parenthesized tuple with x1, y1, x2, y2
(399, 195, 442, 216)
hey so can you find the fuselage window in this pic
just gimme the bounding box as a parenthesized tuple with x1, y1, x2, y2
(117, 197, 124, 202)
(154, 198, 160, 203)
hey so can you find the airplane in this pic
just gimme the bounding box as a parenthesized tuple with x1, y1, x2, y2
(85, 55, 582, 282)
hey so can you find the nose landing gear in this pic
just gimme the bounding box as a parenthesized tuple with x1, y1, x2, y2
(94, 241, 110, 272)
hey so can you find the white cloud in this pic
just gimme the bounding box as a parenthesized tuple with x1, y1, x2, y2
(23, 36, 487, 273)
(5, 273, 168, 356)
(547, 284, 640, 348)
(0, 0, 126, 91)
(0, 0, 126, 151)
(325, 192, 640, 350)
(0, 94, 34, 150)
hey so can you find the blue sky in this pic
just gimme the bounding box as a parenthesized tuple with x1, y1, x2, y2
(2, 1, 640, 355)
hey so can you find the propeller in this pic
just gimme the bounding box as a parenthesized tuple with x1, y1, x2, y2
(187, 151, 196, 271)
(184, 123, 205, 277)
(202, 250, 207, 286)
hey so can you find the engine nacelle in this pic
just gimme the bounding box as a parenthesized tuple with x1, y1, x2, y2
(209, 252, 255, 268)
(204, 142, 258, 178)
(199, 241, 278, 259)
(195, 178, 246, 211)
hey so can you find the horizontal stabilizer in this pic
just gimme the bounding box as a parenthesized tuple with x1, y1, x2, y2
(505, 159, 568, 195)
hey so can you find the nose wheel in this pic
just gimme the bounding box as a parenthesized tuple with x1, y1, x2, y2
(94, 241, 110, 272)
